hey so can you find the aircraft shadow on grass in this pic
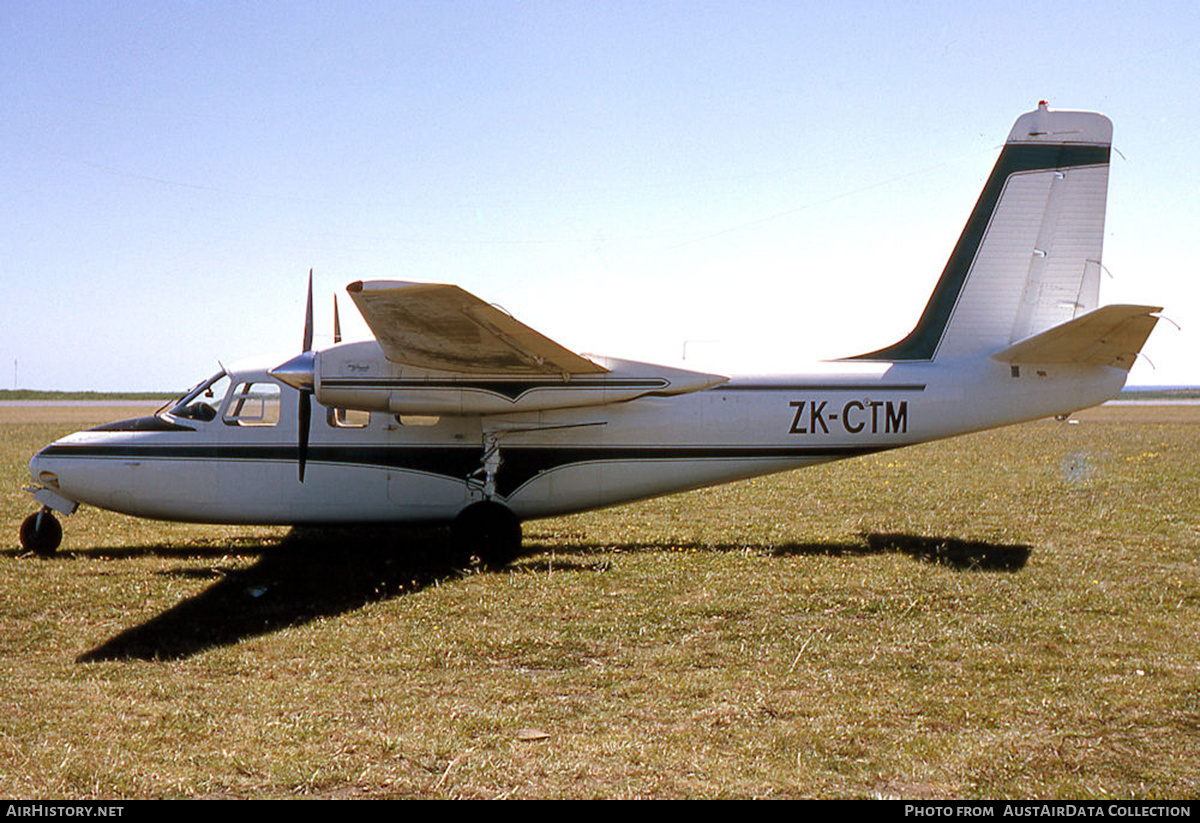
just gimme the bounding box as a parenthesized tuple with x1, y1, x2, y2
(74, 529, 1030, 662)
(777, 533, 1032, 571)
(75, 525, 456, 662)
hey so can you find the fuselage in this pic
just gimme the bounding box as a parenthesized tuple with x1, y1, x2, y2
(28, 355, 1126, 526)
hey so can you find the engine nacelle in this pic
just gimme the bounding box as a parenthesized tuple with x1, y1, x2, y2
(312, 341, 726, 416)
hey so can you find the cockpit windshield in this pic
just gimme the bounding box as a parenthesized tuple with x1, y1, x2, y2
(166, 371, 231, 422)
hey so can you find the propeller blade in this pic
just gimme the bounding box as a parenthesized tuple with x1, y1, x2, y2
(295, 269, 314, 482)
(297, 390, 311, 482)
(333, 294, 342, 344)
(303, 268, 314, 353)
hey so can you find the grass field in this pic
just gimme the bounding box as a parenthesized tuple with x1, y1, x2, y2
(1, 403, 1197, 799)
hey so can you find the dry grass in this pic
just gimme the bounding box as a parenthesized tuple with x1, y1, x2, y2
(0, 403, 1196, 799)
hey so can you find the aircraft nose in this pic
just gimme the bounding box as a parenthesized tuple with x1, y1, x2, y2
(26, 441, 80, 516)
(29, 446, 58, 486)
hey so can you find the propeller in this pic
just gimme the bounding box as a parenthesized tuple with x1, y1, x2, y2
(269, 270, 317, 482)
(333, 294, 342, 344)
(297, 270, 314, 481)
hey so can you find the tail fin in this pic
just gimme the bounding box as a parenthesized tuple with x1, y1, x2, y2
(852, 102, 1113, 362)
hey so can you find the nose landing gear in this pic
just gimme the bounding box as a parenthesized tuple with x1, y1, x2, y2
(19, 508, 63, 556)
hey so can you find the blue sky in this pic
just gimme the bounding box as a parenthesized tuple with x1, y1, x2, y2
(3, 1, 1197, 390)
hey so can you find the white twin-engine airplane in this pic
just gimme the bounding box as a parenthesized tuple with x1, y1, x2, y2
(20, 104, 1161, 564)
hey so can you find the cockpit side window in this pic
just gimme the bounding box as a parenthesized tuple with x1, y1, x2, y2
(223, 382, 281, 427)
(168, 372, 231, 422)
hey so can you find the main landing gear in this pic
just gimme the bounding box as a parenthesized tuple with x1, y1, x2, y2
(453, 432, 521, 568)
(19, 508, 63, 556)
(451, 501, 522, 569)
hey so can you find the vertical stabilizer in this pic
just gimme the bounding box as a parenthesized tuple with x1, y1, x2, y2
(852, 103, 1112, 362)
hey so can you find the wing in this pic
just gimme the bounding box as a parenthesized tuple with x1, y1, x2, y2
(346, 280, 607, 375)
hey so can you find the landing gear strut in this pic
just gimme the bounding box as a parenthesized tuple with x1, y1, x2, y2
(451, 501, 522, 569)
(20, 508, 62, 556)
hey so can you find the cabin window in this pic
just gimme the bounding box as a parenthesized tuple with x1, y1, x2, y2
(395, 414, 440, 427)
(327, 407, 370, 428)
(223, 382, 281, 427)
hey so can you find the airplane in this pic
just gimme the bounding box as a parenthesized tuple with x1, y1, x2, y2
(18, 103, 1161, 565)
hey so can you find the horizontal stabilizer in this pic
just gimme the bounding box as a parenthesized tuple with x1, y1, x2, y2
(991, 304, 1161, 371)
(347, 280, 608, 375)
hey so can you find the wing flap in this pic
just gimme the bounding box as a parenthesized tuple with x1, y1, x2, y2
(991, 304, 1161, 371)
(347, 281, 607, 375)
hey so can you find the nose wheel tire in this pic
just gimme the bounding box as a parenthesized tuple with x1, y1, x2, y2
(451, 502, 522, 569)
(20, 509, 63, 556)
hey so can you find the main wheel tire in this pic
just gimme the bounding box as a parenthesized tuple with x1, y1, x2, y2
(451, 502, 522, 569)
(20, 510, 63, 557)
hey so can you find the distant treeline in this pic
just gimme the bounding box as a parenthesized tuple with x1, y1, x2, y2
(0, 390, 176, 401)
(1118, 387, 1200, 400)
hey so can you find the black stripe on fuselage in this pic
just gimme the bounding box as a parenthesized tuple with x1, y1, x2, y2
(39, 442, 886, 499)
(848, 142, 1110, 362)
(492, 445, 886, 497)
(721, 383, 925, 392)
